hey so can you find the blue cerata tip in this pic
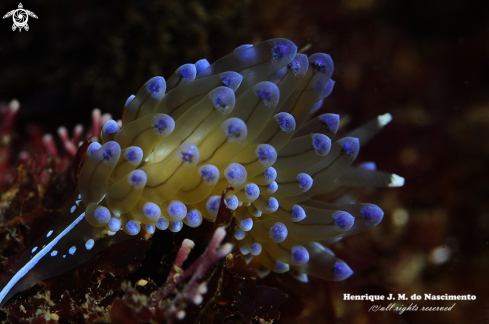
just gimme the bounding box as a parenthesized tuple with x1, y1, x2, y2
(169, 221, 183, 233)
(103, 120, 120, 135)
(254, 81, 279, 106)
(256, 144, 277, 167)
(124, 146, 143, 165)
(153, 114, 175, 136)
(144, 224, 156, 235)
(101, 141, 121, 162)
(267, 181, 278, 194)
(156, 217, 169, 230)
(177, 143, 199, 165)
(250, 243, 262, 256)
(220, 71, 243, 91)
(361, 204, 384, 228)
(143, 202, 161, 221)
(125, 220, 141, 236)
(269, 222, 288, 243)
(225, 163, 247, 187)
(319, 114, 340, 133)
(312, 134, 332, 156)
(332, 211, 355, 233)
(321, 79, 335, 98)
(107, 217, 121, 232)
(185, 209, 202, 228)
(221, 118, 247, 142)
(309, 53, 334, 76)
(266, 197, 279, 213)
(264, 167, 277, 182)
(240, 245, 249, 255)
(177, 63, 197, 81)
(288, 57, 301, 73)
(270, 38, 297, 60)
(244, 183, 260, 201)
(292, 271, 308, 282)
(333, 260, 354, 280)
(128, 170, 147, 189)
(297, 173, 313, 192)
(338, 137, 360, 159)
(291, 205, 306, 222)
(234, 228, 246, 240)
(240, 218, 253, 232)
(125, 94, 135, 107)
(147, 76, 166, 100)
(167, 200, 187, 221)
(94, 206, 111, 225)
(209, 86, 235, 113)
(224, 195, 239, 210)
(274, 112, 296, 133)
(199, 165, 219, 185)
(206, 195, 221, 217)
(87, 142, 102, 157)
(274, 260, 290, 273)
(288, 53, 308, 74)
(358, 161, 377, 171)
(291, 245, 309, 266)
(272, 44, 286, 59)
(195, 59, 210, 75)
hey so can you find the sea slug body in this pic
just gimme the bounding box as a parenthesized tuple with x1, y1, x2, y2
(0, 38, 404, 306)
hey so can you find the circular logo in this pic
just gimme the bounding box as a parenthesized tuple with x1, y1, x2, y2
(2, 3, 38, 32)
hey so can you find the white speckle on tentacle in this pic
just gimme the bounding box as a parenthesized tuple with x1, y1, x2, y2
(85, 239, 95, 250)
(75, 200, 82, 206)
(63, 255, 66, 258)
(78, 194, 81, 199)
(46, 230, 53, 237)
(69, 246, 77, 255)
(31, 247, 38, 253)
(50, 251, 58, 257)
(70, 205, 76, 213)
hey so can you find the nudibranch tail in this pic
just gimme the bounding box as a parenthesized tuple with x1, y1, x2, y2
(0, 38, 404, 306)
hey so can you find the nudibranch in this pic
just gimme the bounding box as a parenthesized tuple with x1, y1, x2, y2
(0, 38, 404, 306)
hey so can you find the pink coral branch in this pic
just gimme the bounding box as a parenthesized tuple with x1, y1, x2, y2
(180, 241, 233, 305)
(57, 126, 78, 156)
(148, 239, 195, 307)
(0, 100, 20, 189)
(91, 109, 101, 138)
(146, 227, 232, 322)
